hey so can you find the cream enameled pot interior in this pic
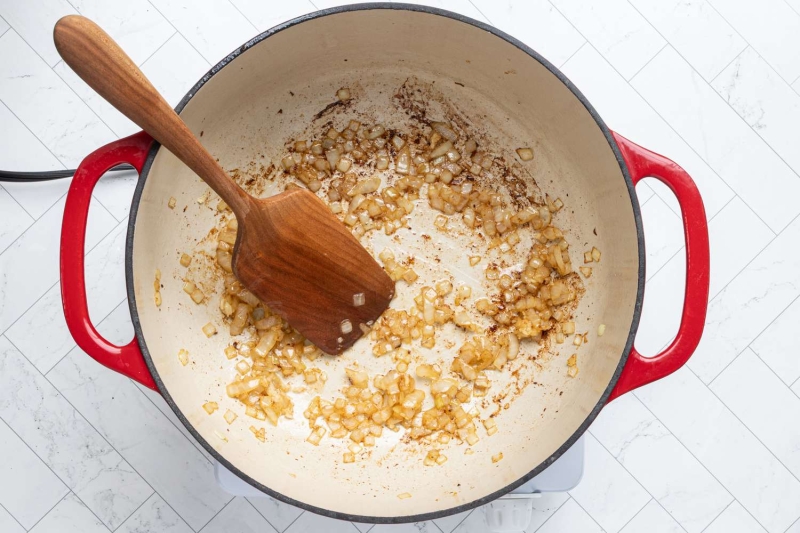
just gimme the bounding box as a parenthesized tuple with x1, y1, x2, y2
(129, 6, 640, 520)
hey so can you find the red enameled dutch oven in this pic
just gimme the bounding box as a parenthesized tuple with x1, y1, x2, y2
(60, 3, 709, 523)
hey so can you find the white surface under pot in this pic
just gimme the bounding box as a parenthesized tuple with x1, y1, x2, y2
(3, 0, 796, 532)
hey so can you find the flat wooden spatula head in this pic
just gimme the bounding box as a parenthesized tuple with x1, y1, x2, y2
(234, 189, 395, 354)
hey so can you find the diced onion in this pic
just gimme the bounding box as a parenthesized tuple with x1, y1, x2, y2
(235, 360, 251, 375)
(326, 148, 341, 170)
(255, 330, 278, 357)
(347, 177, 381, 196)
(454, 285, 472, 306)
(507, 333, 519, 360)
(379, 248, 394, 263)
(346, 367, 369, 388)
(230, 303, 250, 336)
(431, 121, 457, 142)
(250, 426, 266, 442)
(190, 288, 205, 304)
(416, 364, 441, 379)
(336, 158, 351, 173)
(281, 155, 296, 170)
(306, 426, 326, 445)
(430, 140, 453, 159)
(516, 147, 534, 161)
(202, 322, 217, 337)
(402, 269, 419, 283)
(227, 378, 261, 398)
(366, 125, 385, 140)
(153, 270, 161, 307)
(423, 296, 435, 325)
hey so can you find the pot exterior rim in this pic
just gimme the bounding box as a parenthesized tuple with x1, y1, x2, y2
(124, 2, 646, 523)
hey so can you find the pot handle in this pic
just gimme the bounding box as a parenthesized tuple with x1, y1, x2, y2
(607, 132, 710, 401)
(60, 131, 159, 391)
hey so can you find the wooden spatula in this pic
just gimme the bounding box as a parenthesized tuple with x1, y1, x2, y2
(54, 15, 394, 354)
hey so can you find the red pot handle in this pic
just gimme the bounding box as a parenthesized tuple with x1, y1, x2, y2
(607, 132, 710, 401)
(60, 131, 158, 391)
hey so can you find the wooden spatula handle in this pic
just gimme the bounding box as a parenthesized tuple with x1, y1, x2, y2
(53, 15, 251, 214)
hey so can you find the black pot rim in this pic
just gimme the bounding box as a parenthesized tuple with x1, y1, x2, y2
(125, 2, 645, 524)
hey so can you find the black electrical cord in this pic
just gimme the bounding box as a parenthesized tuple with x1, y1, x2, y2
(0, 164, 135, 182)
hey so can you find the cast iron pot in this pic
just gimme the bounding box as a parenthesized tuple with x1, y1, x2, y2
(60, 3, 710, 523)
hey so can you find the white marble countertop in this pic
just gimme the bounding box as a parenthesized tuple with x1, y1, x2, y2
(1, 1, 800, 532)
